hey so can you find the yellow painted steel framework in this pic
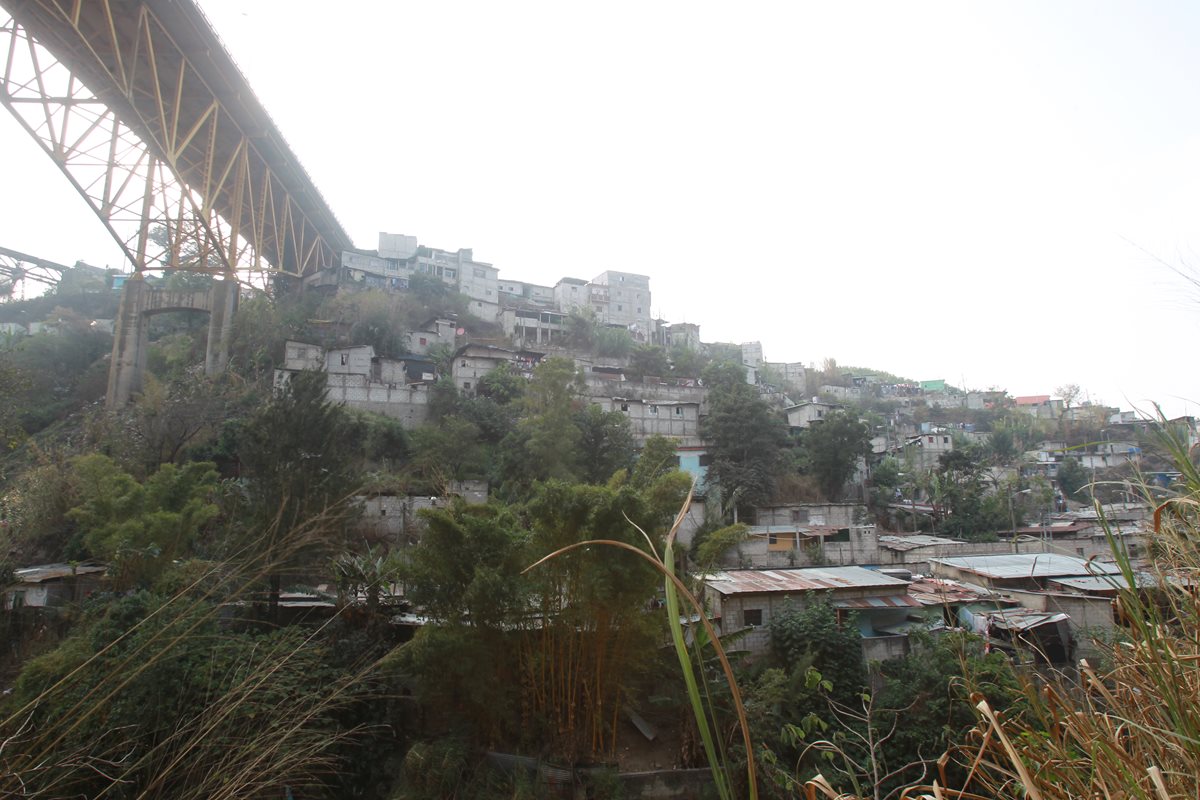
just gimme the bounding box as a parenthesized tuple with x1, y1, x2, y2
(0, 0, 352, 281)
(0, 244, 74, 299)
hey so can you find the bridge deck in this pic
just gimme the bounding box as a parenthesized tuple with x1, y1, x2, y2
(4, 0, 351, 274)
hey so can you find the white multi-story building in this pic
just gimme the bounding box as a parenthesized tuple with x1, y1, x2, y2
(741, 341, 764, 368)
(591, 270, 652, 340)
(554, 277, 589, 313)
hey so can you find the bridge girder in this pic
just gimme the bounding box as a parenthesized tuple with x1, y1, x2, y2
(0, 0, 352, 282)
(0, 244, 72, 299)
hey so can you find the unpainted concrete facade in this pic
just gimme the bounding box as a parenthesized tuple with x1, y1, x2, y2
(592, 397, 702, 446)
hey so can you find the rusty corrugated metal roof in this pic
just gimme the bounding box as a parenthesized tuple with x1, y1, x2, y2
(833, 594, 924, 610)
(704, 567, 908, 596)
(907, 578, 1015, 606)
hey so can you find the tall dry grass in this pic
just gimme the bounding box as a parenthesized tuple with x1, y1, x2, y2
(0, 498, 384, 799)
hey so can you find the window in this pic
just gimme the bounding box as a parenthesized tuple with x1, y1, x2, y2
(743, 609, 763, 627)
(617, 304, 623, 311)
(698, 454, 713, 467)
(927, 436, 934, 444)
(463, 382, 471, 391)
(791, 509, 809, 523)
(768, 532, 778, 545)
(649, 405, 659, 415)
(461, 360, 467, 367)
(620, 403, 629, 412)
(340, 353, 348, 365)
(637, 307, 642, 314)
(419, 337, 428, 346)
(674, 406, 684, 416)
(943, 436, 949, 444)
(474, 267, 486, 278)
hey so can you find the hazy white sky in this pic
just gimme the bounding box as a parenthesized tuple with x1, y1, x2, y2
(2, 1, 1199, 415)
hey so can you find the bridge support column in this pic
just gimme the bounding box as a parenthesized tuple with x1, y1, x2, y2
(204, 279, 238, 376)
(106, 277, 240, 409)
(106, 277, 150, 408)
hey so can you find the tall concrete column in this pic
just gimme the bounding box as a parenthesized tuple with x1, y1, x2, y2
(106, 277, 150, 408)
(204, 279, 238, 376)
(106, 277, 238, 408)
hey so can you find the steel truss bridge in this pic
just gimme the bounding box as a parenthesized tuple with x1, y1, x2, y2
(0, 0, 352, 282)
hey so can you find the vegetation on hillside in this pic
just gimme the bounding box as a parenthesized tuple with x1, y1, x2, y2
(1, 276, 1195, 798)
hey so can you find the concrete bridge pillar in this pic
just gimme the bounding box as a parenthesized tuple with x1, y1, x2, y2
(105, 276, 240, 408)
(106, 277, 151, 408)
(204, 279, 238, 376)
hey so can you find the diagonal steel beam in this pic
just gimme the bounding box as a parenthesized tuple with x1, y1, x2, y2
(0, 0, 350, 284)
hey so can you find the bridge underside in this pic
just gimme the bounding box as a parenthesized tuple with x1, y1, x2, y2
(0, 0, 352, 282)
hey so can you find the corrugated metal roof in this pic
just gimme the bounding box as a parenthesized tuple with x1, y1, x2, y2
(930, 554, 1119, 580)
(12, 562, 107, 583)
(833, 594, 924, 609)
(879, 534, 964, 552)
(907, 578, 1002, 605)
(747, 525, 841, 538)
(1048, 573, 1160, 593)
(704, 567, 909, 595)
(986, 608, 1069, 631)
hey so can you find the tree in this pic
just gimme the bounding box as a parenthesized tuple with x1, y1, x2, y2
(867, 456, 902, 518)
(770, 596, 865, 706)
(669, 344, 707, 378)
(409, 416, 487, 484)
(575, 405, 636, 484)
(870, 632, 1021, 795)
(930, 445, 1008, 541)
(67, 455, 219, 587)
(347, 296, 408, 357)
(632, 435, 681, 487)
(692, 522, 749, 572)
(800, 411, 871, 501)
(595, 326, 633, 358)
(347, 408, 410, 468)
(1057, 456, 1089, 502)
(403, 502, 529, 628)
(0, 357, 29, 451)
(700, 360, 787, 518)
(427, 376, 461, 422)
(565, 308, 598, 350)
(628, 344, 670, 380)
(476, 361, 525, 405)
(510, 357, 583, 485)
(522, 479, 681, 759)
(986, 427, 1017, 464)
(1, 310, 111, 432)
(1056, 383, 1082, 411)
(237, 370, 360, 612)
